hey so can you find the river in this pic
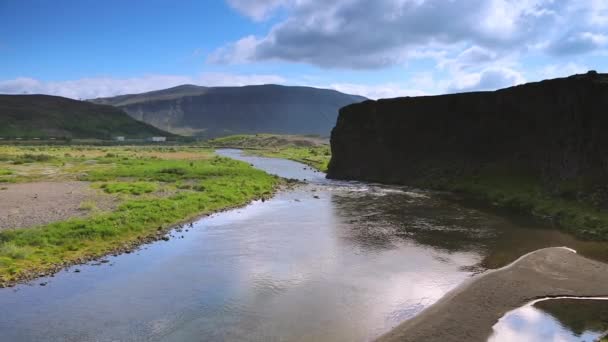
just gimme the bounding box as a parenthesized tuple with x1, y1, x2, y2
(0, 149, 605, 341)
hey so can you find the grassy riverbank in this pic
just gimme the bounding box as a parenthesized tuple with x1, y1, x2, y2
(207, 134, 608, 240)
(207, 134, 331, 172)
(417, 164, 608, 240)
(0, 146, 281, 286)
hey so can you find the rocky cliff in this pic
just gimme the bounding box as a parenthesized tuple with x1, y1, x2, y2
(328, 71, 608, 185)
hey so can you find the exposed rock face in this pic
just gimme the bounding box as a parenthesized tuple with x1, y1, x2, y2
(327, 72, 608, 185)
(92, 84, 366, 138)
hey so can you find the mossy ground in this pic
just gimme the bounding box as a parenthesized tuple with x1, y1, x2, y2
(418, 163, 608, 240)
(0, 145, 281, 285)
(207, 134, 331, 172)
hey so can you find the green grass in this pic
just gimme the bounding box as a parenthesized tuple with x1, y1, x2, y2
(207, 134, 331, 172)
(98, 182, 157, 195)
(256, 146, 331, 172)
(0, 94, 173, 139)
(78, 201, 97, 211)
(0, 146, 281, 285)
(419, 164, 608, 240)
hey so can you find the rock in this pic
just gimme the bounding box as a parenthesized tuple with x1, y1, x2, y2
(328, 72, 608, 190)
(39, 282, 47, 286)
(74, 269, 81, 273)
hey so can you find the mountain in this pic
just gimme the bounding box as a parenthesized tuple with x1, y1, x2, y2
(0, 94, 173, 139)
(327, 71, 608, 239)
(90, 84, 366, 138)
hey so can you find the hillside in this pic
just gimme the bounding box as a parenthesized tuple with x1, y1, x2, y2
(328, 71, 608, 239)
(0, 94, 172, 139)
(91, 84, 366, 138)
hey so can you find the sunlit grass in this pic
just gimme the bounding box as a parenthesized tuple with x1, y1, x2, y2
(0, 145, 281, 284)
(207, 134, 331, 171)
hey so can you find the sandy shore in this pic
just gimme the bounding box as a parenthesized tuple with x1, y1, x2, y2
(377, 247, 608, 342)
(0, 181, 116, 230)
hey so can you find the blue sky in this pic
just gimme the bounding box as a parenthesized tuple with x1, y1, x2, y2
(1, 0, 607, 99)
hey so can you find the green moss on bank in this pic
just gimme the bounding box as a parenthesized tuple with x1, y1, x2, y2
(418, 164, 608, 240)
(207, 134, 331, 172)
(255, 146, 331, 172)
(0, 151, 280, 285)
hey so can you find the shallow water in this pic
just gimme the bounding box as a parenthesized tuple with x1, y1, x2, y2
(0, 149, 605, 341)
(489, 298, 608, 342)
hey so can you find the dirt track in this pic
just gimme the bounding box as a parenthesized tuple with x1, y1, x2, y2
(377, 247, 608, 342)
(0, 181, 115, 230)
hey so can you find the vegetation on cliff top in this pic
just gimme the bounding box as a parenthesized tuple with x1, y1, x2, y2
(0, 145, 280, 286)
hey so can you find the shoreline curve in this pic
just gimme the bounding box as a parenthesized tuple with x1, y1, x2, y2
(377, 247, 608, 342)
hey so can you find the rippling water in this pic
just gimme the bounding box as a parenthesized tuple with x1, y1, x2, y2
(0, 149, 605, 341)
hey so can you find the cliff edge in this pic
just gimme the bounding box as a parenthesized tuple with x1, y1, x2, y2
(328, 71, 608, 239)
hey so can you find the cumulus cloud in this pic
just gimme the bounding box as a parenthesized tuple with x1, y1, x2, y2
(226, 0, 289, 21)
(547, 31, 608, 55)
(448, 67, 526, 93)
(0, 73, 287, 99)
(215, 0, 607, 70)
(327, 83, 427, 100)
(214, 0, 575, 69)
(538, 62, 589, 79)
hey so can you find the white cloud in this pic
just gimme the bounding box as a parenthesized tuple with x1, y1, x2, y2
(208, 36, 261, 64)
(327, 83, 427, 100)
(198, 72, 285, 86)
(0, 73, 287, 99)
(448, 67, 526, 93)
(226, 0, 289, 21)
(215, 0, 599, 69)
(547, 31, 608, 55)
(538, 62, 589, 79)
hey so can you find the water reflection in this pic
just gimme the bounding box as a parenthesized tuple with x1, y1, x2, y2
(490, 298, 608, 342)
(0, 150, 605, 341)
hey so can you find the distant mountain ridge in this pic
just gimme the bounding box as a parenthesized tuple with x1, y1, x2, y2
(90, 84, 366, 138)
(0, 94, 173, 139)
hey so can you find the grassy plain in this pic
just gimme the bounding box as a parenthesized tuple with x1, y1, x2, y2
(0, 145, 280, 286)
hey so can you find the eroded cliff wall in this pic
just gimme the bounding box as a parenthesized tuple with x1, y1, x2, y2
(328, 72, 608, 187)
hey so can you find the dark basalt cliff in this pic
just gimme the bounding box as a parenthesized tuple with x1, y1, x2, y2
(327, 72, 608, 186)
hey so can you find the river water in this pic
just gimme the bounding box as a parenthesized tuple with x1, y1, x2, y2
(0, 149, 606, 341)
(490, 298, 608, 342)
